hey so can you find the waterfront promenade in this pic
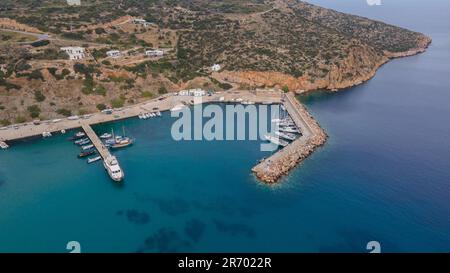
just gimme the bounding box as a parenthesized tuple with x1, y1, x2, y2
(0, 90, 282, 142)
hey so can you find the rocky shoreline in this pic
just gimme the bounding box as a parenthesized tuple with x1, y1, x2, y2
(251, 38, 431, 184)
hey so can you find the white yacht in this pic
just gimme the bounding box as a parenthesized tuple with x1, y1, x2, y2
(264, 134, 289, 147)
(103, 155, 124, 182)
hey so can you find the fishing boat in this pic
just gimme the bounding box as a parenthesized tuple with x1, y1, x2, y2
(103, 155, 124, 182)
(275, 131, 297, 141)
(81, 144, 94, 151)
(78, 149, 96, 158)
(0, 141, 9, 149)
(87, 156, 102, 164)
(100, 133, 112, 139)
(264, 134, 288, 147)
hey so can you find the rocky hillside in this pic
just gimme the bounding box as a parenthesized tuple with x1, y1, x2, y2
(0, 0, 431, 125)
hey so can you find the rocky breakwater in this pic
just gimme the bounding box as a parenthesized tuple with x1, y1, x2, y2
(252, 93, 328, 184)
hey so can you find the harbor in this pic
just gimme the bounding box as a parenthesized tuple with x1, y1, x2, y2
(0, 89, 326, 184)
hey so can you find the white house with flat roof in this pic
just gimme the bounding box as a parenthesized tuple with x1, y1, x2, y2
(61, 47, 85, 60)
(211, 64, 221, 72)
(145, 49, 164, 57)
(106, 50, 121, 58)
(67, 0, 81, 6)
(132, 18, 152, 27)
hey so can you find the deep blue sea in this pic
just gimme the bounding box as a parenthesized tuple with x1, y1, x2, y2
(0, 0, 449, 252)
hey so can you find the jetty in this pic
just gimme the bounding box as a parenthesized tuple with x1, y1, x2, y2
(81, 124, 111, 159)
(252, 92, 328, 183)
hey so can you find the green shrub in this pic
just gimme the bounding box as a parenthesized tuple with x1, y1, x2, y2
(34, 90, 46, 102)
(27, 105, 41, 118)
(111, 98, 125, 108)
(158, 86, 168, 94)
(96, 103, 106, 111)
(56, 108, 72, 117)
(15, 116, 26, 123)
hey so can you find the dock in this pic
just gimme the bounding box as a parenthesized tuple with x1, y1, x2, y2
(81, 123, 111, 160)
(252, 92, 328, 183)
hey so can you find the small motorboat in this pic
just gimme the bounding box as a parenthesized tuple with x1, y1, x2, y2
(70, 131, 86, 140)
(87, 156, 102, 164)
(100, 133, 112, 139)
(77, 139, 91, 146)
(74, 137, 89, 144)
(264, 134, 289, 147)
(78, 150, 97, 158)
(0, 141, 9, 149)
(42, 132, 52, 138)
(279, 126, 299, 134)
(156, 111, 162, 117)
(61, 129, 66, 134)
(81, 144, 94, 151)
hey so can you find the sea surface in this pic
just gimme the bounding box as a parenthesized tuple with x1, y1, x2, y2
(0, 0, 449, 252)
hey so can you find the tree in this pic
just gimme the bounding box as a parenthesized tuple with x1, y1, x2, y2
(158, 86, 168, 94)
(282, 85, 289, 93)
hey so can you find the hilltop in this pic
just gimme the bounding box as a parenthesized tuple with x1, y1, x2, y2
(0, 0, 431, 125)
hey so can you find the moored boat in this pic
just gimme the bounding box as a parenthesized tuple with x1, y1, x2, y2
(264, 134, 289, 147)
(87, 156, 102, 164)
(78, 149, 96, 158)
(76, 139, 90, 146)
(279, 126, 299, 134)
(81, 144, 94, 150)
(74, 137, 89, 144)
(0, 141, 9, 149)
(100, 133, 112, 139)
(275, 131, 297, 141)
(103, 155, 124, 182)
(70, 131, 86, 140)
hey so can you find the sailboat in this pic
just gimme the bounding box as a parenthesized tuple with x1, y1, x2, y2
(110, 127, 134, 149)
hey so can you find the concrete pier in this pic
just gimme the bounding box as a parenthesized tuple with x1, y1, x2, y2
(252, 92, 327, 183)
(81, 123, 111, 159)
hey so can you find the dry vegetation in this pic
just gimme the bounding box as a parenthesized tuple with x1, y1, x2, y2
(0, 0, 431, 125)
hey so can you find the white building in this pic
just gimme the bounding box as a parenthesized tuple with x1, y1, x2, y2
(145, 49, 164, 57)
(67, 0, 81, 6)
(178, 88, 206, 97)
(132, 18, 152, 27)
(106, 50, 121, 58)
(211, 64, 221, 72)
(61, 47, 85, 60)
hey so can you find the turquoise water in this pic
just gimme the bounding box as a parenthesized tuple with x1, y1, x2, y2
(1, 0, 450, 252)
